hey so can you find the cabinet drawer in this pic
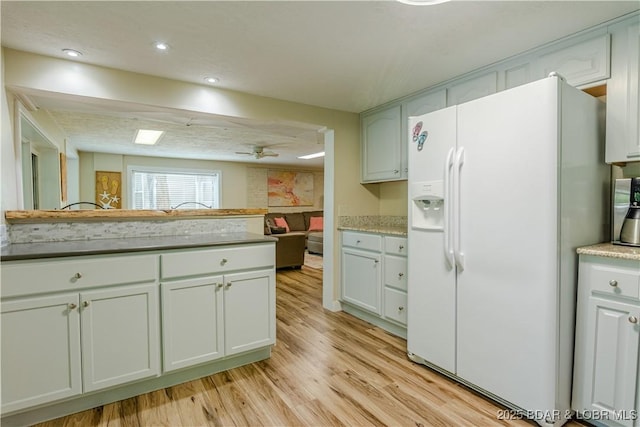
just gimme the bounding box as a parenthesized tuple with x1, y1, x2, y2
(384, 255, 407, 291)
(588, 262, 640, 300)
(342, 231, 381, 252)
(384, 288, 407, 325)
(161, 243, 274, 279)
(1, 254, 158, 298)
(384, 236, 407, 256)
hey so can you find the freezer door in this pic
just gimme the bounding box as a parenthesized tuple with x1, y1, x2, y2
(407, 107, 457, 374)
(455, 77, 561, 413)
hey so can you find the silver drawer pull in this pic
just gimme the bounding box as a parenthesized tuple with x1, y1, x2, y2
(83, 301, 90, 308)
(609, 280, 618, 287)
(398, 306, 405, 311)
(73, 272, 82, 279)
(356, 240, 361, 244)
(217, 283, 224, 289)
(630, 316, 638, 324)
(226, 283, 232, 288)
(220, 258, 228, 265)
(68, 303, 77, 310)
(399, 245, 404, 251)
(398, 272, 404, 278)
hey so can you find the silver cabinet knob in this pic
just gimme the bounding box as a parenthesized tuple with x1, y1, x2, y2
(83, 301, 90, 308)
(398, 272, 404, 278)
(73, 272, 82, 279)
(226, 283, 232, 288)
(220, 258, 228, 265)
(393, 170, 399, 174)
(217, 283, 224, 289)
(68, 303, 77, 310)
(399, 245, 404, 251)
(356, 240, 361, 244)
(609, 280, 618, 287)
(398, 306, 405, 311)
(629, 316, 638, 324)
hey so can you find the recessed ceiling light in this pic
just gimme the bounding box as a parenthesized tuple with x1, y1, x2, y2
(62, 48, 82, 58)
(155, 42, 169, 51)
(204, 77, 219, 84)
(134, 129, 165, 145)
(298, 151, 325, 160)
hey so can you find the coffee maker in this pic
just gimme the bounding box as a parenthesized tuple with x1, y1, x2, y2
(613, 177, 640, 246)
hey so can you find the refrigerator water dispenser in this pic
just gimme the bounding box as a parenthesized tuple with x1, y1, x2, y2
(411, 180, 445, 230)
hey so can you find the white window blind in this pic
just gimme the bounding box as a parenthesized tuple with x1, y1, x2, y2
(130, 168, 220, 210)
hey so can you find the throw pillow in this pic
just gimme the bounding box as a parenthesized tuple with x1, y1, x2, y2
(274, 217, 290, 233)
(309, 216, 323, 231)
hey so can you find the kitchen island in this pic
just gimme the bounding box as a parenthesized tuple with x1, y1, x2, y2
(1, 213, 276, 426)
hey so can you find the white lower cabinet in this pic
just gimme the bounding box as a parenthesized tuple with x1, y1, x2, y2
(1, 293, 82, 413)
(1, 282, 160, 413)
(573, 255, 640, 427)
(161, 269, 275, 372)
(1, 241, 276, 421)
(340, 231, 407, 336)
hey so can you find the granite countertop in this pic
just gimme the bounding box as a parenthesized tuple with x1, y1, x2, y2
(338, 224, 408, 236)
(577, 242, 640, 261)
(1, 233, 277, 261)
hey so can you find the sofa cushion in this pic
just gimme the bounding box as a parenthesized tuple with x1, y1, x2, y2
(308, 216, 323, 231)
(273, 217, 290, 233)
(303, 211, 324, 230)
(285, 212, 306, 232)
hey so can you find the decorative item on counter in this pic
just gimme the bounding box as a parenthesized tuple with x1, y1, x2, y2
(95, 171, 122, 209)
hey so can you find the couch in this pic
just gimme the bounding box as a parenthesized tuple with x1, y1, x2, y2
(264, 210, 323, 269)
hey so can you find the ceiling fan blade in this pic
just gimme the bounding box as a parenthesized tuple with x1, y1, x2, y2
(235, 151, 252, 155)
(263, 152, 279, 157)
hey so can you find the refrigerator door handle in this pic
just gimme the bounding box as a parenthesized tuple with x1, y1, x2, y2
(453, 146, 465, 271)
(443, 147, 455, 267)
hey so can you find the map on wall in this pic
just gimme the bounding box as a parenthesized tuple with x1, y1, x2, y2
(95, 171, 122, 209)
(268, 170, 314, 206)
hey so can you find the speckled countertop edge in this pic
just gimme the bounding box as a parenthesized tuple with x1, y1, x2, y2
(338, 225, 407, 236)
(577, 242, 640, 261)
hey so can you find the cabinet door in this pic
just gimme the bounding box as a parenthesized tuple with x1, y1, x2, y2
(161, 276, 224, 372)
(81, 283, 160, 392)
(223, 269, 276, 356)
(581, 297, 639, 426)
(1, 294, 81, 413)
(447, 71, 497, 106)
(341, 248, 382, 314)
(361, 105, 403, 182)
(606, 17, 640, 163)
(537, 33, 610, 87)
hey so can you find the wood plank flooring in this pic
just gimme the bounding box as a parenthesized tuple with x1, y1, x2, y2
(35, 266, 581, 426)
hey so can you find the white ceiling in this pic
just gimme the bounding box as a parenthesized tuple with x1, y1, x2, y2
(2, 1, 638, 167)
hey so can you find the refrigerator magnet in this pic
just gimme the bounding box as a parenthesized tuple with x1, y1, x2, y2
(412, 122, 423, 142)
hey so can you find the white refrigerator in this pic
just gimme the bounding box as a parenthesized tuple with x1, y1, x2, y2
(407, 76, 608, 426)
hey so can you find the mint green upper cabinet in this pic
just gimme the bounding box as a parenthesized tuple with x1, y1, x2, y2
(537, 33, 611, 87)
(606, 16, 640, 164)
(361, 105, 403, 183)
(447, 71, 497, 106)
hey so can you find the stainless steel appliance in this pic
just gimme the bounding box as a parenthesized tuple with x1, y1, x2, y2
(613, 177, 640, 246)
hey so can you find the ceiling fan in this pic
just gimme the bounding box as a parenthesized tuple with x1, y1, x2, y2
(235, 146, 280, 159)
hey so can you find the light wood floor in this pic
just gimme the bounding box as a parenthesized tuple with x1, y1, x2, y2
(36, 266, 581, 427)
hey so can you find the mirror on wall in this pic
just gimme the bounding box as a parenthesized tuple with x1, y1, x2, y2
(19, 113, 61, 210)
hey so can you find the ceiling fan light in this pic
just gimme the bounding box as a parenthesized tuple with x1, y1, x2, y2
(134, 129, 164, 145)
(298, 151, 325, 160)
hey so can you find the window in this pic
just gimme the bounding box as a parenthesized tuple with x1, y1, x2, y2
(129, 166, 220, 210)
